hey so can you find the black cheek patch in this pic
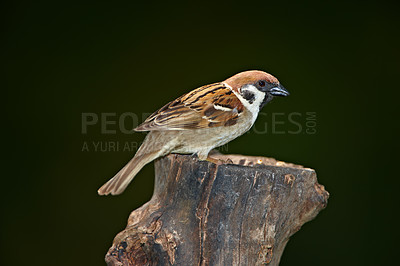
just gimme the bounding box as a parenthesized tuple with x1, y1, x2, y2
(242, 91, 255, 104)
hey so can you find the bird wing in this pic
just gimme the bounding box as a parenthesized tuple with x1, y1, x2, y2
(134, 82, 245, 131)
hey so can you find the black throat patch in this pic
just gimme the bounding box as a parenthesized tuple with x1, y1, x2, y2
(260, 94, 272, 110)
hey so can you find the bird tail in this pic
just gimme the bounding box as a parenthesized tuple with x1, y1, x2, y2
(97, 152, 158, 196)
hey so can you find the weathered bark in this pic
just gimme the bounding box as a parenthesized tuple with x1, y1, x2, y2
(105, 153, 329, 266)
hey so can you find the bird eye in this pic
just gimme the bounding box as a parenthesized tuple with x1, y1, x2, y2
(258, 80, 266, 87)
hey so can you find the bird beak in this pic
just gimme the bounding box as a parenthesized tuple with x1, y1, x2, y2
(269, 84, 290, 97)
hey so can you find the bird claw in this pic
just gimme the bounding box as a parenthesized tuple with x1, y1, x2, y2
(206, 156, 233, 165)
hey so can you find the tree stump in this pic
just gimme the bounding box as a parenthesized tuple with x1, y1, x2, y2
(104, 153, 329, 266)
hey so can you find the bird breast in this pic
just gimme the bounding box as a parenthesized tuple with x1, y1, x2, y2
(170, 109, 255, 154)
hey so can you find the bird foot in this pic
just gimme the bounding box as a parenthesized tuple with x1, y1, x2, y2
(206, 156, 233, 165)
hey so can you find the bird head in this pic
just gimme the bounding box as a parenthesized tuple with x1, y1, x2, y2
(224, 70, 289, 110)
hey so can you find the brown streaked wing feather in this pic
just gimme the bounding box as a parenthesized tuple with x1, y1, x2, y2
(134, 83, 244, 131)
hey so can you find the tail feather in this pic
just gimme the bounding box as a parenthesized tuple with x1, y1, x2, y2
(97, 152, 158, 196)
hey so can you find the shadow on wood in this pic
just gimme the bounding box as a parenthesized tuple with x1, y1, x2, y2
(105, 153, 329, 265)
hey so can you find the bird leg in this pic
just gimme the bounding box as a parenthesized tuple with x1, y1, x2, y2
(206, 155, 224, 165)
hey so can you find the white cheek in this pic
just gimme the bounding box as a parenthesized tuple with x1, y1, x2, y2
(224, 83, 265, 125)
(239, 85, 265, 122)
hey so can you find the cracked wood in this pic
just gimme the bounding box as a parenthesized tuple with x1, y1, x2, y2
(104, 153, 329, 266)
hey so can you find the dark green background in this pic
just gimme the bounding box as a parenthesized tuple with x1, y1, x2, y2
(3, 1, 399, 265)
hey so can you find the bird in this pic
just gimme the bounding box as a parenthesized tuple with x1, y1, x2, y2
(98, 70, 289, 195)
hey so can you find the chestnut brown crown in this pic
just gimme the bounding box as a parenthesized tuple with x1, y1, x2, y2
(224, 70, 279, 92)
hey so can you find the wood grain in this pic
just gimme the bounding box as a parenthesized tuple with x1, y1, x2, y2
(104, 153, 329, 266)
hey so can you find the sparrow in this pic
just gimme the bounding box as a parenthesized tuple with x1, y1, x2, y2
(98, 70, 289, 195)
